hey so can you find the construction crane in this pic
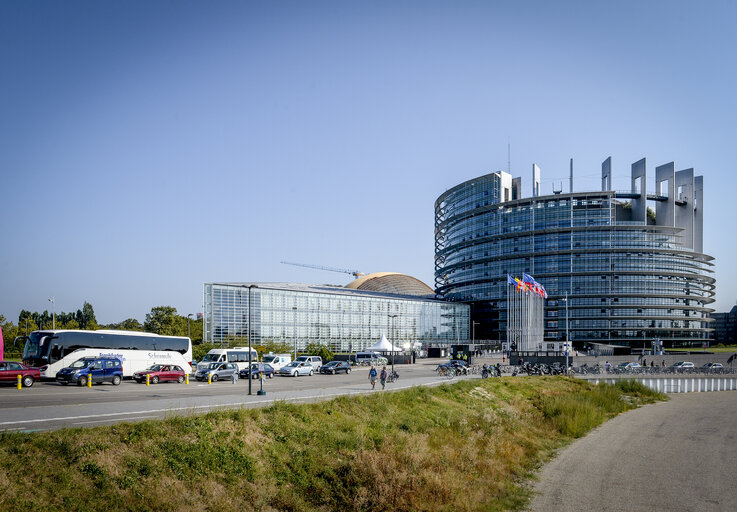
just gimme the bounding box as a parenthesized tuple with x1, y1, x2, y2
(281, 261, 364, 278)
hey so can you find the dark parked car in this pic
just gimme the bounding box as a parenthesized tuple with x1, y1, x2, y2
(0, 361, 40, 387)
(319, 361, 352, 374)
(239, 363, 275, 379)
(133, 364, 186, 384)
(55, 357, 123, 386)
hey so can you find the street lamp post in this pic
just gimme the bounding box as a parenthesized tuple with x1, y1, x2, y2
(562, 292, 569, 373)
(388, 314, 398, 375)
(472, 321, 480, 362)
(187, 314, 194, 339)
(247, 285, 258, 396)
(48, 297, 55, 330)
(292, 306, 298, 360)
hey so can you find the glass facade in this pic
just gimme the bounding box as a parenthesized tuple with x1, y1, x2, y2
(435, 174, 715, 348)
(203, 283, 470, 351)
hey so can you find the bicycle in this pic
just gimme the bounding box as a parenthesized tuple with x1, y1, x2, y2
(436, 366, 456, 379)
(387, 370, 399, 383)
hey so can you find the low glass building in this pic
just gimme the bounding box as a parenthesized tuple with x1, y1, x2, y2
(203, 276, 470, 351)
(435, 158, 715, 349)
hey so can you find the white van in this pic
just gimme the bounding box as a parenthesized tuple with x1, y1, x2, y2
(295, 355, 322, 370)
(355, 352, 382, 364)
(197, 347, 258, 372)
(261, 353, 291, 370)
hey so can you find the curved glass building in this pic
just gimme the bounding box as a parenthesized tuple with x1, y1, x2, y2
(435, 158, 715, 349)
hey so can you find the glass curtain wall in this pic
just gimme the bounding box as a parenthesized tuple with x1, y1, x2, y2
(435, 185, 715, 348)
(203, 284, 470, 351)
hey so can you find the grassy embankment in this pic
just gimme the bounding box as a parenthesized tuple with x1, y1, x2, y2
(0, 377, 664, 512)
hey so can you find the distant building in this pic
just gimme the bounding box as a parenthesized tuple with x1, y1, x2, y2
(711, 305, 737, 344)
(434, 157, 715, 349)
(203, 273, 470, 351)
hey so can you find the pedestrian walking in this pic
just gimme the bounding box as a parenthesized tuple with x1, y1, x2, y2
(662, 360, 666, 367)
(380, 366, 387, 390)
(369, 365, 378, 390)
(605, 360, 611, 372)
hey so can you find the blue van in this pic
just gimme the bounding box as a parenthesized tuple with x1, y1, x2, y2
(55, 356, 123, 386)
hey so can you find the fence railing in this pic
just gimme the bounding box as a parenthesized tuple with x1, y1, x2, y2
(587, 376, 737, 393)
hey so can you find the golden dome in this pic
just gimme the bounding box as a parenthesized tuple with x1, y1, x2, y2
(345, 272, 434, 297)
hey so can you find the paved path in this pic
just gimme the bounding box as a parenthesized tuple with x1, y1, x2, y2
(528, 392, 737, 512)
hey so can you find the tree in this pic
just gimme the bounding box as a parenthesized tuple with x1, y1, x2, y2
(0, 316, 21, 357)
(103, 318, 144, 331)
(144, 306, 186, 336)
(76, 301, 98, 330)
(17, 311, 38, 335)
(304, 342, 333, 363)
(60, 318, 80, 330)
(261, 339, 294, 355)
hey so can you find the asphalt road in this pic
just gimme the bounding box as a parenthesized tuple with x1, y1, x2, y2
(528, 392, 737, 512)
(0, 359, 469, 432)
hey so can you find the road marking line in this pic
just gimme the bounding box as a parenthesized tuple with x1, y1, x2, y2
(0, 377, 454, 427)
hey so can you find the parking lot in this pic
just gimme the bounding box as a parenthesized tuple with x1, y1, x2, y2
(0, 359, 474, 432)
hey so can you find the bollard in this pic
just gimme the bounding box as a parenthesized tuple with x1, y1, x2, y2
(186, 373, 189, 385)
(88, 372, 93, 388)
(208, 373, 212, 384)
(17, 374, 22, 390)
(146, 373, 150, 386)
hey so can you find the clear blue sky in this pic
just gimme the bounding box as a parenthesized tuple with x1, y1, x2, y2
(1, 0, 735, 324)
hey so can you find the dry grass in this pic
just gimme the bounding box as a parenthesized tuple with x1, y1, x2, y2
(0, 378, 663, 512)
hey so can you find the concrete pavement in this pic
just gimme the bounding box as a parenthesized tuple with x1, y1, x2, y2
(528, 392, 737, 512)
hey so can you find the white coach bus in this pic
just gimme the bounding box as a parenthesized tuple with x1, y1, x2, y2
(21, 329, 193, 379)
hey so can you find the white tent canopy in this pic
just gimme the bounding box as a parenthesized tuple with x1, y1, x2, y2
(365, 333, 401, 353)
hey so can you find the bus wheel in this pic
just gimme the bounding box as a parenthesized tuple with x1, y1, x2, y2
(22, 376, 34, 387)
(78, 376, 88, 386)
(112, 375, 122, 386)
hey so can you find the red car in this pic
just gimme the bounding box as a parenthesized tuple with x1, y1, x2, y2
(0, 361, 41, 387)
(133, 364, 186, 384)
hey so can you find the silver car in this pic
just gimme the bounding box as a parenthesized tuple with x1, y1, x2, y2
(278, 361, 314, 377)
(195, 362, 238, 382)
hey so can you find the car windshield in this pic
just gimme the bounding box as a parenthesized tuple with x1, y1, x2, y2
(69, 359, 93, 369)
(285, 362, 299, 367)
(201, 354, 221, 362)
(146, 365, 162, 371)
(203, 363, 220, 369)
(262, 356, 275, 363)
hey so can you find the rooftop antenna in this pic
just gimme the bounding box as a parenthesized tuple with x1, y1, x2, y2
(570, 158, 574, 193)
(507, 137, 511, 174)
(553, 181, 562, 194)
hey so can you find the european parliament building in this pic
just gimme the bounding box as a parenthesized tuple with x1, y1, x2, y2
(434, 158, 715, 349)
(203, 274, 469, 351)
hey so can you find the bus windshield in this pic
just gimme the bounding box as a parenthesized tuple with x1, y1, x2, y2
(22, 332, 51, 364)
